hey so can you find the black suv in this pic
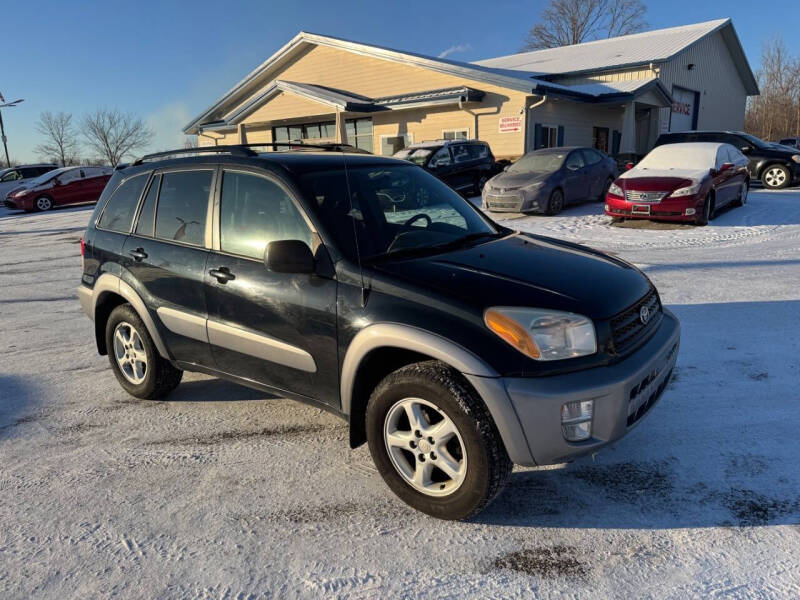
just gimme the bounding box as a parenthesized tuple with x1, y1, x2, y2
(654, 131, 800, 190)
(394, 140, 497, 196)
(78, 144, 680, 519)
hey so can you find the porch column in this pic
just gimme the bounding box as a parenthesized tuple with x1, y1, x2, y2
(620, 102, 637, 155)
(335, 111, 348, 144)
(238, 123, 247, 144)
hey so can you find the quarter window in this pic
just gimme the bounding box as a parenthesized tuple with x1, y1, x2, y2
(135, 175, 160, 237)
(154, 171, 212, 246)
(219, 171, 311, 260)
(97, 174, 148, 233)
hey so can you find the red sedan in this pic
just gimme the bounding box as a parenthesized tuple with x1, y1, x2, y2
(605, 142, 749, 225)
(3, 166, 113, 212)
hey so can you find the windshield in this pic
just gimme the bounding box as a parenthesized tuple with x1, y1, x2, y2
(24, 168, 69, 187)
(637, 145, 716, 170)
(300, 164, 499, 262)
(738, 133, 768, 148)
(393, 147, 435, 166)
(507, 151, 566, 174)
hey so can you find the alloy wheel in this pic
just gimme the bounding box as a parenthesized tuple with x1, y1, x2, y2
(36, 197, 52, 211)
(112, 321, 148, 384)
(383, 397, 467, 497)
(764, 167, 786, 188)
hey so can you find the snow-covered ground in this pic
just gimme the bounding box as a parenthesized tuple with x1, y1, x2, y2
(1, 189, 799, 599)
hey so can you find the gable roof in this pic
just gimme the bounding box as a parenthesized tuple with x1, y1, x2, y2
(474, 18, 758, 95)
(184, 31, 670, 134)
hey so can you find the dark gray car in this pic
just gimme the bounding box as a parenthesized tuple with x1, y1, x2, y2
(482, 147, 617, 214)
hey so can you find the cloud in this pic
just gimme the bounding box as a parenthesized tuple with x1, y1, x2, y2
(145, 102, 193, 152)
(438, 43, 472, 59)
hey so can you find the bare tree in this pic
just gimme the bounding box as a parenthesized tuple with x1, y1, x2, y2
(745, 37, 800, 140)
(183, 136, 198, 149)
(35, 111, 79, 166)
(523, 0, 647, 50)
(82, 108, 153, 166)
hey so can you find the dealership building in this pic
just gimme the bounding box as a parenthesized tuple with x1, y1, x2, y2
(184, 18, 758, 160)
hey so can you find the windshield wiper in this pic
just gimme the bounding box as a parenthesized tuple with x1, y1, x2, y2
(365, 231, 504, 264)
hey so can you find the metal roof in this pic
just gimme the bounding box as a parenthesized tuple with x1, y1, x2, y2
(474, 18, 758, 95)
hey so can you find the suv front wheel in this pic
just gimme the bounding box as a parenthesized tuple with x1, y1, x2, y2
(105, 304, 183, 399)
(366, 361, 512, 520)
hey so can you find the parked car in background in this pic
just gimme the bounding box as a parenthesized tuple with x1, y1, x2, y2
(394, 140, 496, 196)
(654, 131, 800, 190)
(77, 144, 680, 520)
(0, 164, 58, 200)
(4, 166, 113, 211)
(483, 147, 617, 214)
(777, 137, 800, 151)
(605, 142, 749, 226)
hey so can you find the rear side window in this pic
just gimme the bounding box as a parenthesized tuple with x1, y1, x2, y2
(468, 144, 489, 159)
(451, 144, 470, 163)
(98, 174, 148, 233)
(219, 171, 311, 260)
(135, 175, 160, 237)
(154, 170, 212, 246)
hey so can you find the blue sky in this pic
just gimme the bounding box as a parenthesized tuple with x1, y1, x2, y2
(3, 0, 798, 163)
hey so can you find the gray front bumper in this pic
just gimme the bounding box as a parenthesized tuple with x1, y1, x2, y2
(472, 309, 680, 466)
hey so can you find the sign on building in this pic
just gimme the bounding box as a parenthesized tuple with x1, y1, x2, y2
(669, 86, 700, 132)
(499, 116, 523, 133)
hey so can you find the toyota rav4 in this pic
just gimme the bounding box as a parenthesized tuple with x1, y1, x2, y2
(78, 144, 680, 520)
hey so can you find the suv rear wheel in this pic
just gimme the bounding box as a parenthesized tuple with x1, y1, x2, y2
(366, 361, 512, 520)
(105, 304, 183, 399)
(762, 164, 790, 189)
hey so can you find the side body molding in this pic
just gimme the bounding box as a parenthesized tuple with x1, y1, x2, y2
(78, 273, 171, 359)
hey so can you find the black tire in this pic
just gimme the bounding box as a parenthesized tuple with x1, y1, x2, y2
(366, 360, 512, 520)
(733, 180, 749, 207)
(105, 304, 183, 399)
(34, 195, 53, 212)
(598, 177, 614, 201)
(761, 164, 790, 190)
(545, 189, 564, 215)
(695, 193, 712, 226)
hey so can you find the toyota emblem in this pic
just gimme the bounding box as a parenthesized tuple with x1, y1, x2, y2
(640, 305, 650, 325)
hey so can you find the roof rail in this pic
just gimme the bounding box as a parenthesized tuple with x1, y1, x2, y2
(131, 141, 362, 166)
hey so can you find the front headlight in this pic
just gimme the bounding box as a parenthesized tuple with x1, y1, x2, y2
(670, 183, 702, 197)
(608, 182, 623, 196)
(484, 307, 597, 361)
(11, 189, 27, 198)
(791, 155, 800, 164)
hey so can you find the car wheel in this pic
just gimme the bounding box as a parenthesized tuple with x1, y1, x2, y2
(545, 189, 564, 215)
(105, 304, 183, 400)
(34, 196, 53, 211)
(695, 193, 711, 226)
(762, 165, 790, 189)
(733, 180, 748, 207)
(598, 177, 614, 201)
(366, 360, 512, 520)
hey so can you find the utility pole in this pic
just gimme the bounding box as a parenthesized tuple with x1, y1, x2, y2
(0, 97, 25, 168)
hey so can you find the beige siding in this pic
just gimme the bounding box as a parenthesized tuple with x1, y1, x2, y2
(197, 131, 238, 147)
(231, 43, 530, 159)
(657, 31, 748, 132)
(553, 67, 656, 86)
(526, 98, 624, 151)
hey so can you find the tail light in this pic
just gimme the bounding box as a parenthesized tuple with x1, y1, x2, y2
(80, 237, 85, 270)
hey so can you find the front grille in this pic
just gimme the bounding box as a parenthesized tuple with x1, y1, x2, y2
(610, 288, 662, 356)
(485, 195, 523, 211)
(627, 343, 678, 426)
(3, 200, 16, 209)
(610, 208, 683, 217)
(625, 190, 669, 202)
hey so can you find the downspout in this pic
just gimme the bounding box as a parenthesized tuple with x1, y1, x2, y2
(197, 129, 219, 146)
(527, 95, 547, 152)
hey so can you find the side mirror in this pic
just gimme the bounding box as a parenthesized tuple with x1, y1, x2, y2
(265, 240, 315, 274)
(52, 178, 61, 186)
(625, 162, 634, 171)
(567, 163, 580, 171)
(503, 165, 510, 172)
(740, 146, 752, 154)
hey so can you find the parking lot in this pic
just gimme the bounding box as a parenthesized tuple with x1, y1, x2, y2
(1, 188, 799, 598)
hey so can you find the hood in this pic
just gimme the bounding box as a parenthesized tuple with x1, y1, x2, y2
(372, 233, 651, 320)
(619, 167, 707, 191)
(488, 170, 552, 190)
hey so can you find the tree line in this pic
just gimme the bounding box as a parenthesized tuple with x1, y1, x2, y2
(35, 109, 152, 167)
(745, 37, 800, 141)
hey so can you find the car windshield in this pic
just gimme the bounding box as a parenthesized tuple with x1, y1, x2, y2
(507, 151, 566, 173)
(300, 164, 501, 262)
(738, 133, 768, 149)
(637, 145, 716, 170)
(25, 168, 69, 187)
(393, 147, 434, 166)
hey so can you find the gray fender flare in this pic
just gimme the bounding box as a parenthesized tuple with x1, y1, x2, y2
(340, 323, 535, 465)
(77, 273, 171, 359)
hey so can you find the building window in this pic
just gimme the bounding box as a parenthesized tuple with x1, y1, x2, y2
(540, 125, 559, 149)
(273, 120, 336, 144)
(593, 127, 609, 153)
(380, 133, 413, 156)
(442, 128, 469, 141)
(346, 118, 373, 152)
